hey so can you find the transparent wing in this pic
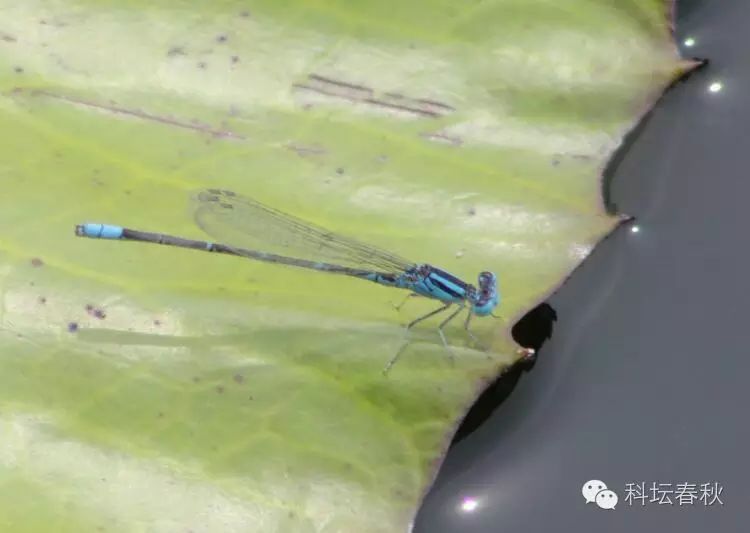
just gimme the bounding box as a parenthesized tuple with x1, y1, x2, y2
(192, 189, 414, 273)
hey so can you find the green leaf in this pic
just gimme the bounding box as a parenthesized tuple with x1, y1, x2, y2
(0, 1, 685, 531)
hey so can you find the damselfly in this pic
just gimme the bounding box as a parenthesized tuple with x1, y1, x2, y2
(75, 189, 501, 373)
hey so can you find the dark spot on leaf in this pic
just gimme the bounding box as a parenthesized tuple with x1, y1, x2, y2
(1, 34, 17, 42)
(216, 385, 224, 394)
(233, 374, 244, 384)
(467, 206, 476, 216)
(30, 258, 44, 267)
(124, 189, 132, 195)
(192, 376, 201, 383)
(197, 61, 207, 69)
(157, 412, 164, 418)
(552, 159, 560, 166)
(14, 66, 23, 74)
(153, 319, 161, 326)
(336, 167, 344, 175)
(231, 55, 239, 64)
(93, 309, 106, 319)
(239, 11, 250, 17)
(38, 296, 46, 304)
(167, 46, 185, 57)
(216, 34, 228, 43)
(288, 511, 296, 518)
(67, 322, 79, 333)
(248, 395, 254, 401)
(85, 303, 94, 313)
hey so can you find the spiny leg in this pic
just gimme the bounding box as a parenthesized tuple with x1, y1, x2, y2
(383, 303, 452, 375)
(463, 310, 489, 354)
(406, 302, 452, 330)
(436, 303, 466, 365)
(391, 292, 418, 312)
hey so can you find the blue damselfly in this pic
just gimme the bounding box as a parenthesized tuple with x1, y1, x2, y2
(75, 189, 503, 373)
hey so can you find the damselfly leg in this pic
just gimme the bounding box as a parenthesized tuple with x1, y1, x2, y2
(463, 311, 490, 355)
(437, 303, 466, 365)
(391, 292, 419, 311)
(383, 302, 452, 374)
(383, 302, 494, 374)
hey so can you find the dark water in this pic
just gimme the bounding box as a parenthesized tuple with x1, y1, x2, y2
(415, 0, 750, 531)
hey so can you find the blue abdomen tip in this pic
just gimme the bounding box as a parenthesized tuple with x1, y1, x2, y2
(77, 223, 124, 240)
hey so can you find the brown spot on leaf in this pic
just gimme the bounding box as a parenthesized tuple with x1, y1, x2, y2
(67, 322, 79, 333)
(233, 374, 244, 384)
(216, 385, 225, 394)
(29, 90, 246, 140)
(216, 34, 228, 43)
(38, 296, 46, 304)
(296, 74, 452, 118)
(30, 258, 44, 267)
(167, 46, 185, 57)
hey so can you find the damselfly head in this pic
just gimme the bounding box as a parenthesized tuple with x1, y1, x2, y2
(478, 271, 495, 288)
(472, 271, 499, 316)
